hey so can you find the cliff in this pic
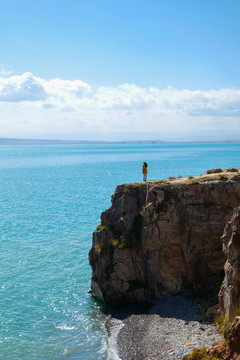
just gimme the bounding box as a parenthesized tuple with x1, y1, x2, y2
(89, 168, 240, 311)
(219, 206, 240, 321)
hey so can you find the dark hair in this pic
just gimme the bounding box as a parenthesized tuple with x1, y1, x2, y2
(143, 162, 148, 167)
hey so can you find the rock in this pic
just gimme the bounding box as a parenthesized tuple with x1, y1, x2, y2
(207, 304, 220, 321)
(89, 170, 240, 305)
(219, 207, 240, 320)
(207, 168, 223, 174)
(226, 168, 239, 173)
(225, 316, 240, 351)
(185, 340, 240, 359)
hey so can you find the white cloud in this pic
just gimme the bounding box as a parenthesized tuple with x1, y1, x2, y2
(0, 72, 47, 102)
(41, 77, 91, 108)
(0, 64, 13, 76)
(0, 72, 240, 139)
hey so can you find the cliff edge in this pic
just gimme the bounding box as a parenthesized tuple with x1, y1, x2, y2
(89, 168, 240, 310)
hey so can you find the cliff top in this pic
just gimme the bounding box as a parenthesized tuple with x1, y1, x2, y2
(121, 167, 240, 189)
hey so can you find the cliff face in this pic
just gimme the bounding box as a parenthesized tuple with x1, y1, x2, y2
(89, 169, 240, 306)
(219, 207, 240, 320)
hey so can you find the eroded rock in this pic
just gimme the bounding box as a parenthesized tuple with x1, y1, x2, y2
(89, 170, 240, 305)
(219, 207, 240, 320)
(225, 316, 240, 351)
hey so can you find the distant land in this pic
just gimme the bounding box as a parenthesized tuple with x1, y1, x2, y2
(0, 138, 167, 145)
(0, 137, 240, 145)
(0, 138, 109, 145)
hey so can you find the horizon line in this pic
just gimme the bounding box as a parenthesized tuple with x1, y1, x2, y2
(1, 137, 240, 145)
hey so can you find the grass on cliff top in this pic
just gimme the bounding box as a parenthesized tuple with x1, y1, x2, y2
(131, 168, 239, 188)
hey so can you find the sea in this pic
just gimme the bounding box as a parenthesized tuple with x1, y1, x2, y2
(1, 142, 240, 360)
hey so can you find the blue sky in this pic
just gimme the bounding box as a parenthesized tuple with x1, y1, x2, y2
(1, 0, 240, 140)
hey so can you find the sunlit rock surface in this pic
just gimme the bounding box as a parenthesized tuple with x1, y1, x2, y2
(89, 168, 240, 305)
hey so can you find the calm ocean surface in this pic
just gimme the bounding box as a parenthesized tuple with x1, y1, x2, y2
(1, 142, 240, 360)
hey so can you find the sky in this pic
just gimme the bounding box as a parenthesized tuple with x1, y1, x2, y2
(1, 0, 240, 141)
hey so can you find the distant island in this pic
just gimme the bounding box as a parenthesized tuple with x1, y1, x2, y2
(0, 137, 240, 145)
(0, 138, 168, 145)
(0, 138, 110, 145)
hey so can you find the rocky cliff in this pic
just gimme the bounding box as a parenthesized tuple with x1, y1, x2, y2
(219, 206, 240, 321)
(89, 168, 240, 308)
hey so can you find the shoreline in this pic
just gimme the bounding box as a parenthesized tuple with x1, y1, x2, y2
(107, 295, 222, 360)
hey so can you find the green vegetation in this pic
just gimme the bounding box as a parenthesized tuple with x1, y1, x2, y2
(215, 305, 240, 341)
(96, 225, 109, 231)
(110, 213, 144, 249)
(219, 174, 228, 179)
(186, 305, 240, 359)
(215, 314, 229, 338)
(188, 176, 194, 179)
(186, 347, 208, 359)
(112, 236, 126, 249)
(184, 346, 220, 359)
(154, 180, 167, 184)
(90, 243, 106, 262)
(140, 202, 151, 214)
(132, 183, 139, 189)
(96, 224, 114, 232)
(168, 176, 176, 180)
(93, 242, 114, 257)
(112, 238, 120, 247)
(187, 180, 197, 185)
(94, 243, 103, 255)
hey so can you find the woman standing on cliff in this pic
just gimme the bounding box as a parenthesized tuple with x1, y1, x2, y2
(143, 162, 148, 181)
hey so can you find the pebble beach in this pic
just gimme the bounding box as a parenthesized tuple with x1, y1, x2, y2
(108, 295, 222, 360)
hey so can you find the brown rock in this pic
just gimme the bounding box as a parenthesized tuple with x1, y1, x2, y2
(219, 207, 240, 320)
(207, 168, 223, 174)
(207, 304, 220, 321)
(185, 340, 240, 359)
(89, 170, 240, 305)
(227, 168, 239, 173)
(225, 317, 240, 351)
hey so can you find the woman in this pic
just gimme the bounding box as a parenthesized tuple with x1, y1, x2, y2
(142, 162, 148, 181)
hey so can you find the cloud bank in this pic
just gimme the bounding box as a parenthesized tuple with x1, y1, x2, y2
(1, 72, 240, 140)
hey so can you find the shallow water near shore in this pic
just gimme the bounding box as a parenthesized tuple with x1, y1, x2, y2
(1, 142, 240, 360)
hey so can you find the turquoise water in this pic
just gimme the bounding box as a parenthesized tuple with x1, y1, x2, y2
(1, 142, 240, 360)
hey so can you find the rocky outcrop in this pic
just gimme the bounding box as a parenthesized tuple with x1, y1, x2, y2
(225, 316, 240, 351)
(219, 207, 240, 320)
(89, 169, 240, 305)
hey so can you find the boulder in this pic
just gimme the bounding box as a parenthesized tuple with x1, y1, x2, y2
(207, 168, 223, 174)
